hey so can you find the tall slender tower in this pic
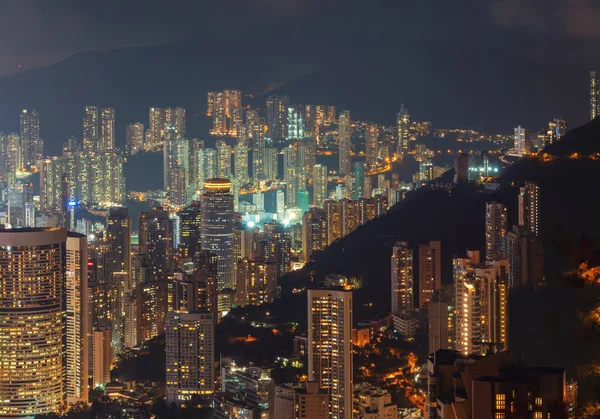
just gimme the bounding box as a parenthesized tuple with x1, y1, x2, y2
(518, 181, 540, 237)
(365, 124, 378, 167)
(485, 202, 507, 261)
(251, 118, 267, 182)
(396, 105, 410, 157)
(391, 242, 414, 314)
(308, 288, 353, 419)
(20, 109, 41, 166)
(83, 106, 99, 152)
(66, 232, 89, 404)
(201, 179, 234, 290)
(338, 110, 351, 176)
(591, 70, 598, 121)
(100, 108, 115, 150)
(0, 228, 67, 417)
(418, 240, 441, 308)
(266, 94, 289, 142)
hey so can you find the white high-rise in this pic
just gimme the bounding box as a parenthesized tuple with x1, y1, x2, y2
(338, 111, 351, 176)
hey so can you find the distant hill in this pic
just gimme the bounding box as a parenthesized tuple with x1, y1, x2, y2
(0, 38, 591, 155)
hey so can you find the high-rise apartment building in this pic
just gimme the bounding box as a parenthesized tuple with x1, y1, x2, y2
(0, 228, 66, 417)
(513, 125, 529, 156)
(66, 233, 89, 404)
(139, 207, 174, 282)
(20, 108, 41, 167)
(92, 329, 111, 388)
(454, 251, 509, 356)
(591, 70, 598, 121)
(308, 288, 353, 419)
(100, 108, 115, 150)
(287, 105, 305, 140)
(166, 311, 215, 405)
(264, 146, 278, 183)
(208, 90, 243, 137)
(201, 179, 234, 290)
(252, 118, 267, 181)
(148, 107, 163, 148)
(338, 110, 351, 176)
(396, 105, 410, 157)
(428, 287, 454, 354)
(518, 181, 540, 237)
(83, 106, 99, 152)
(313, 164, 327, 208)
(234, 143, 249, 184)
(365, 124, 378, 167)
(164, 138, 192, 206)
(391, 242, 414, 314)
(126, 122, 145, 155)
(418, 240, 441, 308)
(179, 201, 202, 257)
(266, 95, 290, 141)
(106, 207, 132, 284)
(485, 202, 507, 261)
(216, 140, 232, 179)
(501, 225, 544, 288)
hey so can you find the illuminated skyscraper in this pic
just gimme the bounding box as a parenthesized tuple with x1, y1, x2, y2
(591, 70, 598, 121)
(418, 240, 441, 308)
(100, 108, 115, 150)
(209, 90, 243, 136)
(0, 228, 66, 417)
(396, 105, 410, 157)
(365, 124, 378, 167)
(308, 288, 353, 419)
(166, 311, 215, 405)
(313, 164, 327, 208)
(234, 143, 249, 184)
(164, 138, 192, 206)
(287, 105, 305, 140)
(513, 126, 529, 156)
(485, 202, 507, 261)
(453, 250, 481, 355)
(83, 106, 99, 152)
(179, 201, 202, 257)
(327, 105, 337, 123)
(20, 108, 41, 167)
(126, 122, 144, 155)
(139, 207, 174, 282)
(264, 147, 278, 183)
(90, 150, 125, 205)
(149, 107, 163, 148)
(216, 140, 232, 179)
(201, 179, 234, 290)
(391, 242, 414, 314)
(338, 110, 351, 176)
(92, 329, 111, 388)
(251, 118, 267, 181)
(66, 233, 89, 404)
(266, 94, 289, 141)
(518, 181, 540, 237)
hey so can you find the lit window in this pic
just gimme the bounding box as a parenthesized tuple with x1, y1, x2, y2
(534, 412, 542, 419)
(535, 397, 542, 407)
(496, 393, 506, 410)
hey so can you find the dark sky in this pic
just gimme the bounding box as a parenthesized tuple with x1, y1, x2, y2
(2, 0, 600, 75)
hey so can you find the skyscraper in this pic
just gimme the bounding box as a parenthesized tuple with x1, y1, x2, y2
(513, 126, 529, 156)
(308, 288, 353, 419)
(453, 251, 509, 356)
(20, 108, 41, 167)
(485, 202, 507, 261)
(139, 207, 174, 283)
(106, 207, 132, 284)
(338, 110, 351, 176)
(418, 240, 441, 308)
(148, 107, 163, 148)
(313, 164, 327, 208)
(591, 70, 598, 121)
(83, 106, 99, 152)
(519, 181, 540, 237)
(546, 118, 567, 146)
(66, 233, 89, 404)
(164, 138, 192, 206)
(264, 146, 278, 183)
(179, 201, 202, 257)
(287, 105, 305, 140)
(251, 118, 267, 181)
(216, 140, 232, 179)
(126, 122, 144, 155)
(266, 94, 289, 142)
(201, 179, 234, 290)
(396, 105, 410, 157)
(166, 311, 215, 405)
(234, 143, 249, 184)
(100, 108, 115, 150)
(391, 242, 414, 314)
(365, 124, 378, 167)
(0, 228, 66, 417)
(209, 90, 243, 136)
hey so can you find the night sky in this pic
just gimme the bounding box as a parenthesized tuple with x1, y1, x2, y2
(2, 0, 600, 75)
